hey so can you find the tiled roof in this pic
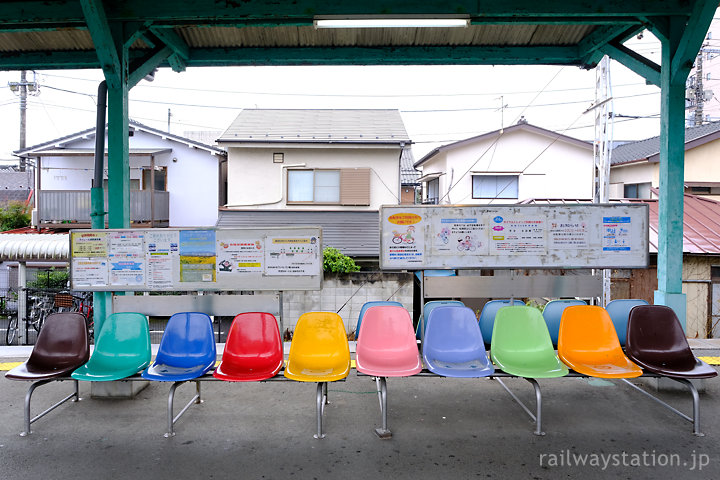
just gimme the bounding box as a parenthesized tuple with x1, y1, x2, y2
(611, 121, 720, 165)
(218, 109, 410, 144)
(522, 194, 720, 255)
(400, 148, 420, 185)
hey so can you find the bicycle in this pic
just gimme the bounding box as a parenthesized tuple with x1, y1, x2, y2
(6, 313, 18, 345)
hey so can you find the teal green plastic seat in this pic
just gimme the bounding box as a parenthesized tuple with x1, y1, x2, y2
(72, 312, 151, 381)
(490, 306, 568, 378)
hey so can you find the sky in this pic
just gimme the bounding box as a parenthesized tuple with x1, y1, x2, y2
(0, 33, 664, 163)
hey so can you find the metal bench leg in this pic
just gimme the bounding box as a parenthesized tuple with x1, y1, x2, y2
(315, 382, 326, 439)
(22, 379, 80, 437)
(374, 376, 392, 439)
(165, 380, 202, 438)
(620, 378, 704, 436)
(495, 377, 545, 436)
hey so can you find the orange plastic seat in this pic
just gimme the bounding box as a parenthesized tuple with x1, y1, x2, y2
(214, 312, 284, 382)
(558, 305, 642, 378)
(284, 312, 350, 439)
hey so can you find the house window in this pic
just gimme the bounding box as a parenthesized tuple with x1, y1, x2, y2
(288, 168, 369, 205)
(623, 182, 651, 199)
(273, 153, 284, 163)
(142, 167, 167, 191)
(472, 175, 518, 199)
(425, 178, 439, 204)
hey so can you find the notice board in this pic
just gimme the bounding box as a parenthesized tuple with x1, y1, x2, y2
(70, 227, 323, 291)
(380, 204, 649, 270)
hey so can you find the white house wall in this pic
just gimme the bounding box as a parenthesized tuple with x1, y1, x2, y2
(225, 145, 401, 210)
(422, 129, 593, 204)
(38, 130, 220, 227)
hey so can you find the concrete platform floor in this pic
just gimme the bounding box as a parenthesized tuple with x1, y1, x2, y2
(0, 345, 719, 480)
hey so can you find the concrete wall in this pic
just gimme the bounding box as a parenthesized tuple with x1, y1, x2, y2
(281, 271, 413, 336)
(225, 145, 401, 210)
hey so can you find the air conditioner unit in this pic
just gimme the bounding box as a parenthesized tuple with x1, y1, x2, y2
(704, 90, 714, 101)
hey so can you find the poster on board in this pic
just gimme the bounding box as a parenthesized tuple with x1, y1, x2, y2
(265, 236, 320, 276)
(70, 227, 322, 291)
(179, 230, 216, 283)
(380, 204, 648, 270)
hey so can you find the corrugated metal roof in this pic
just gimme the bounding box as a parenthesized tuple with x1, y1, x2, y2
(218, 109, 409, 144)
(611, 121, 720, 166)
(0, 233, 68, 261)
(400, 148, 420, 185)
(522, 194, 720, 255)
(217, 209, 379, 257)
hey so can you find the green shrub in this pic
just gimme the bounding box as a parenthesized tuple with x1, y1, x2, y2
(0, 201, 30, 231)
(27, 268, 69, 289)
(323, 247, 360, 273)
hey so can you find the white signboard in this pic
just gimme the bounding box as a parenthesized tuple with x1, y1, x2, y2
(70, 227, 322, 291)
(380, 204, 649, 270)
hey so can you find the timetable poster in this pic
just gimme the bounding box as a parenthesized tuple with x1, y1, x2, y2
(265, 236, 320, 276)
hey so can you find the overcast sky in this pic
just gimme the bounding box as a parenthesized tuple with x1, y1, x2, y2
(0, 33, 663, 162)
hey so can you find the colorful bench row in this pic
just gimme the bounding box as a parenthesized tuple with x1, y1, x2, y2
(5, 303, 717, 439)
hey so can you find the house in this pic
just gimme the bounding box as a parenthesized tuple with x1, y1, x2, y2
(0, 168, 33, 205)
(610, 121, 720, 200)
(14, 121, 227, 228)
(400, 148, 420, 205)
(414, 118, 594, 205)
(216, 109, 411, 261)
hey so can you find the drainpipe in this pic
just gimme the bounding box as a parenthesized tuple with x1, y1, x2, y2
(91, 81, 108, 336)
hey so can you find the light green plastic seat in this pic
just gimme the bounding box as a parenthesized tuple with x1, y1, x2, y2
(72, 312, 151, 382)
(490, 306, 568, 378)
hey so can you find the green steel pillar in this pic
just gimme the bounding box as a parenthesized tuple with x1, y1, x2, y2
(655, 21, 689, 328)
(107, 35, 130, 229)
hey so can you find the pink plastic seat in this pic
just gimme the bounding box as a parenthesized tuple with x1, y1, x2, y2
(355, 305, 421, 438)
(213, 312, 283, 382)
(356, 305, 421, 377)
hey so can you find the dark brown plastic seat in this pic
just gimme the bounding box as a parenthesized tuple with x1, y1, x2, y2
(5, 312, 90, 381)
(626, 305, 717, 379)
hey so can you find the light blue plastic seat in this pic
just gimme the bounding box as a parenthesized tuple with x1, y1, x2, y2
(478, 299, 525, 345)
(423, 306, 494, 377)
(416, 300, 465, 340)
(542, 299, 587, 346)
(142, 312, 216, 382)
(355, 301, 403, 340)
(605, 299, 649, 346)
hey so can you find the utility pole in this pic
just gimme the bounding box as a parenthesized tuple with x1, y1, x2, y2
(593, 55, 613, 307)
(8, 71, 39, 171)
(694, 50, 705, 126)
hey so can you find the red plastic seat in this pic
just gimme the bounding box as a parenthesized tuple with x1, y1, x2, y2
(213, 312, 283, 382)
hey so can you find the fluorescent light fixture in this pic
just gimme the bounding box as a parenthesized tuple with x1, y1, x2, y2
(314, 15, 469, 29)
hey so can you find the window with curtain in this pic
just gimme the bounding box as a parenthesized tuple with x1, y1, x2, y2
(287, 168, 369, 205)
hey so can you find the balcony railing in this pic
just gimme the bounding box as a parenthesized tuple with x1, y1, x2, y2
(422, 197, 439, 205)
(38, 190, 169, 227)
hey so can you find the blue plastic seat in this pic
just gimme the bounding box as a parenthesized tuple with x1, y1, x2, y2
(478, 299, 525, 345)
(355, 301, 403, 340)
(542, 299, 587, 346)
(416, 300, 465, 340)
(142, 312, 216, 382)
(605, 299, 649, 346)
(423, 306, 494, 377)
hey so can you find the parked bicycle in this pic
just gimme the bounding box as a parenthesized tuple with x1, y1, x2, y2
(5, 290, 94, 345)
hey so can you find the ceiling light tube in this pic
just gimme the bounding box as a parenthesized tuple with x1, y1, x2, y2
(314, 16, 469, 29)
